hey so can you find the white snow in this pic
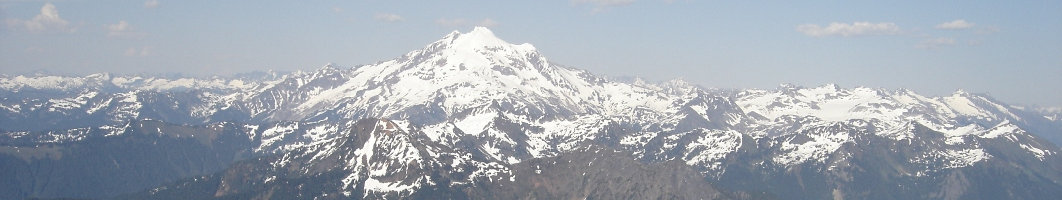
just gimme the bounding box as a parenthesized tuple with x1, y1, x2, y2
(620, 132, 657, 146)
(774, 125, 852, 166)
(363, 178, 418, 195)
(684, 130, 742, 171)
(421, 122, 457, 143)
(454, 112, 496, 136)
(1, 73, 254, 92)
(0, 75, 87, 90)
(737, 85, 911, 123)
(1020, 143, 1052, 160)
(941, 91, 994, 119)
(982, 121, 1020, 139)
(256, 123, 300, 152)
(940, 148, 990, 169)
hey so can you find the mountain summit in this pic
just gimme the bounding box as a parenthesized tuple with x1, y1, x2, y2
(283, 27, 682, 126)
(431, 26, 540, 62)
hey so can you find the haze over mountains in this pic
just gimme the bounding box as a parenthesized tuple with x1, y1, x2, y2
(2, 27, 1061, 199)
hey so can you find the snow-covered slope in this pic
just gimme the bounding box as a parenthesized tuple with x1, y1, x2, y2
(731, 84, 1058, 169)
(0, 73, 271, 131)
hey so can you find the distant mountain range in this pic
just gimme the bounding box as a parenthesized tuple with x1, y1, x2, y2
(3, 27, 1061, 199)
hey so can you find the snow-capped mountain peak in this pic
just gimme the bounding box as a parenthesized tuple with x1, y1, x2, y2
(419, 27, 540, 70)
(286, 27, 603, 124)
(445, 26, 535, 52)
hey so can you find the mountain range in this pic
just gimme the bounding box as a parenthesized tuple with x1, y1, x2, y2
(2, 27, 1061, 199)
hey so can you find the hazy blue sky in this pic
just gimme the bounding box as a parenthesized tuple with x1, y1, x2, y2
(1, 1, 1060, 107)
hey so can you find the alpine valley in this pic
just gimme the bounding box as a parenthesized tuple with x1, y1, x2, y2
(2, 27, 1061, 200)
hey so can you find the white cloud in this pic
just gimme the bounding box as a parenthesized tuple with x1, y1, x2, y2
(916, 37, 956, 49)
(124, 46, 151, 57)
(796, 22, 901, 37)
(144, 0, 159, 9)
(935, 19, 974, 30)
(373, 13, 404, 23)
(332, 7, 344, 13)
(106, 20, 130, 35)
(435, 18, 499, 28)
(5, 3, 74, 33)
(105, 20, 145, 38)
(572, 0, 635, 13)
